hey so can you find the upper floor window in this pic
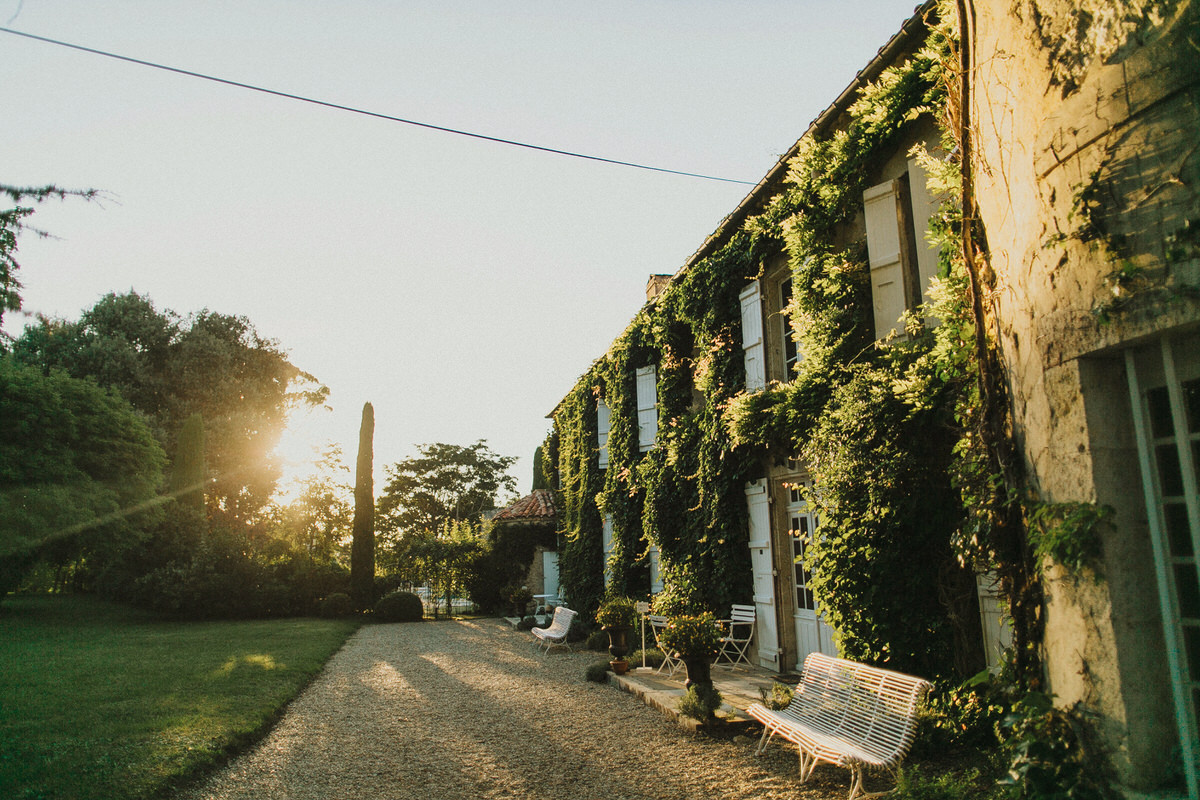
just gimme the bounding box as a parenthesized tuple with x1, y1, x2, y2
(863, 157, 941, 340)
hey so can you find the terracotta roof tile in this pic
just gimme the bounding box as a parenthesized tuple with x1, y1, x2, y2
(493, 489, 557, 522)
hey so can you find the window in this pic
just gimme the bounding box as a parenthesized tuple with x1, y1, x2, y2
(788, 479, 816, 612)
(596, 399, 611, 469)
(863, 158, 940, 340)
(780, 277, 799, 380)
(636, 365, 658, 451)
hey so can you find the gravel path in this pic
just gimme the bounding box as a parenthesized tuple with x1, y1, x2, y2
(183, 618, 853, 800)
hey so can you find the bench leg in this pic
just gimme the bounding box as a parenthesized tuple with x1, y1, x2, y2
(797, 748, 818, 783)
(753, 725, 774, 756)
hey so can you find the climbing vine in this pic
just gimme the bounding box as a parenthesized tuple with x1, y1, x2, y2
(549, 0, 1106, 691)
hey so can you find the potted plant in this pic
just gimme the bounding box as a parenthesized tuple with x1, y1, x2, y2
(506, 584, 533, 618)
(658, 612, 721, 690)
(595, 595, 639, 674)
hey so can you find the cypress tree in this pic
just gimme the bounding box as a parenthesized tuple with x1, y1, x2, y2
(172, 413, 206, 512)
(350, 402, 375, 607)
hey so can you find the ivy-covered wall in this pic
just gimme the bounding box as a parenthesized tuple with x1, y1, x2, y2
(548, 7, 989, 684)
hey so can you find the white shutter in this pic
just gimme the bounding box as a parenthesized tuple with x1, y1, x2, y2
(745, 480, 781, 668)
(635, 365, 657, 452)
(739, 282, 766, 392)
(649, 545, 663, 594)
(864, 179, 908, 340)
(596, 399, 611, 469)
(906, 158, 941, 311)
(602, 514, 614, 587)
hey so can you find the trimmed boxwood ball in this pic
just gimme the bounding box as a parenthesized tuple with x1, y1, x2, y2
(374, 590, 423, 622)
(317, 592, 354, 618)
(585, 661, 611, 683)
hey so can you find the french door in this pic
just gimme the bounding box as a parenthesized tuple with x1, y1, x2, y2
(1127, 335, 1200, 799)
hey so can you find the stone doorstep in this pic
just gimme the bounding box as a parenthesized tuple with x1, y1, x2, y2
(612, 665, 780, 735)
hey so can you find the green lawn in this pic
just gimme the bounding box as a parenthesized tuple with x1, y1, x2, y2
(0, 595, 360, 800)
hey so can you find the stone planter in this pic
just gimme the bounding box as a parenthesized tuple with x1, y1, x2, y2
(681, 655, 713, 690)
(603, 624, 632, 660)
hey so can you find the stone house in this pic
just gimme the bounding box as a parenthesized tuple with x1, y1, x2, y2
(545, 1, 1196, 794)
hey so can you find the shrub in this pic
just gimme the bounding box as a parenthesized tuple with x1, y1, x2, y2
(658, 612, 721, 658)
(678, 683, 723, 721)
(595, 594, 638, 628)
(630, 647, 665, 668)
(374, 591, 423, 622)
(585, 661, 611, 683)
(585, 629, 609, 651)
(758, 681, 794, 711)
(317, 592, 354, 618)
(516, 615, 538, 631)
(892, 766, 987, 800)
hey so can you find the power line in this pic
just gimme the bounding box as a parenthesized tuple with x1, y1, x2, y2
(1, 26, 757, 186)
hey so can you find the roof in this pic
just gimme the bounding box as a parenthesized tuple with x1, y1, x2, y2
(493, 489, 557, 522)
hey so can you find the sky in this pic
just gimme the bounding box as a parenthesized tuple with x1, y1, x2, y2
(3, 0, 925, 500)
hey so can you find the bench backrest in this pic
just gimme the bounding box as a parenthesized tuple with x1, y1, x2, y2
(544, 606, 576, 636)
(791, 652, 931, 761)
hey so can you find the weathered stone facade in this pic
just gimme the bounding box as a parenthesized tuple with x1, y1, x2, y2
(969, 0, 1199, 789)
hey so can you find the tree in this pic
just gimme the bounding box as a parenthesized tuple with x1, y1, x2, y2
(13, 292, 328, 521)
(172, 413, 206, 512)
(0, 184, 97, 342)
(378, 440, 517, 539)
(0, 357, 166, 595)
(267, 445, 352, 563)
(350, 402, 375, 606)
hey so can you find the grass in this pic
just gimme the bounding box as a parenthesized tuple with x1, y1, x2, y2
(0, 595, 360, 800)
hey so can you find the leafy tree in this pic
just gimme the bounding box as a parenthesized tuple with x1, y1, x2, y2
(0, 184, 97, 342)
(350, 402, 375, 606)
(13, 292, 328, 521)
(378, 440, 517, 539)
(266, 445, 352, 564)
(0, 357, 165, 595)
(172, 413, 206, 512)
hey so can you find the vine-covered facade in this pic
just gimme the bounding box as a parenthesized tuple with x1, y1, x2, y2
(544, 1, 1198, 795)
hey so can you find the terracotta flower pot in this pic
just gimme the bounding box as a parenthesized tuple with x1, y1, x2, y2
(610, 658, 630, 675)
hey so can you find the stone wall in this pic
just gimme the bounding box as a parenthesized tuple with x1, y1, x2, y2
(969, 0, 1199, 787)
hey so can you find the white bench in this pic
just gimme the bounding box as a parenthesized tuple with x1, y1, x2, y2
(531, 606, 576, 655)
(747, 652, 931, 800)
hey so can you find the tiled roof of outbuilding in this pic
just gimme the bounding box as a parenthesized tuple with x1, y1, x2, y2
(493, 489, 557, 522)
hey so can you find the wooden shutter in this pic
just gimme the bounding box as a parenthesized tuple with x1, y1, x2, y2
(596, 399, 611, 469)
(907, 157, 941, 314)
(602, 514, 614, 587)
(636, 365, 657, 452)
(649, 545, 663, 594)
(740, 282, 766, 392)
(864, 179, 909, 340)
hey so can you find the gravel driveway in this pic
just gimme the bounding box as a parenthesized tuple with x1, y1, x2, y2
(183, 618, 853, 800)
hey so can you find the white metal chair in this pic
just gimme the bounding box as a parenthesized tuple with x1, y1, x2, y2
(648, 614, 681, 676)
(531, 606, 576, 655)
(715, 603, 756, 667)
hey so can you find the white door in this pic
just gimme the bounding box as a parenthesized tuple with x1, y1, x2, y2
(542, 551, 559, 600)
(745, 480, 781, 669)
(788, 478, 837, 668)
